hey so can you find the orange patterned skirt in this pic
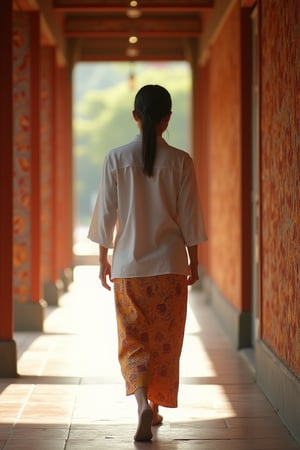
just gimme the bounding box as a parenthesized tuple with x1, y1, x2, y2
(113, 274, 187, 408)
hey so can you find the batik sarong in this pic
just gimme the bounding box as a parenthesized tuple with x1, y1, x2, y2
(113, 274, 188, 408)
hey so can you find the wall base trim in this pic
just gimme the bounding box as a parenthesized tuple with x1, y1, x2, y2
(43, 280, 64, 306)
(14, 300, 47, 331)
(60, 267, 74, 292)
(200, 272, 300, 445)
(202, 275, 251, 349)
(256, 340, 300, 444)
(0, 340, 17, 377)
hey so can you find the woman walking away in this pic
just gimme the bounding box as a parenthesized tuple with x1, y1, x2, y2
(88, 84, 207, 442)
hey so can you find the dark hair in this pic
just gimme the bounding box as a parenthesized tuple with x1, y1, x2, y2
(134, 85, 172, 177)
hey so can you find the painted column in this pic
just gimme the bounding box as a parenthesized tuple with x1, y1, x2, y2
(13, 11, 46, 331)
(188, 41, 210, 280)
(194, 63, 210, 275)
(65, 68, 74, 274)
(55, 66, 74, 290)
(240, 8, 252, 313)
(0, 0, 17, 376)
(40, 46, 63, 305)
(66, 68, 74, 275)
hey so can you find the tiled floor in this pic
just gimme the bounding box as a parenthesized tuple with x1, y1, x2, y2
(0, 266, 299, 450)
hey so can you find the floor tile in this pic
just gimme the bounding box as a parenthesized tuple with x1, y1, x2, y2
(0, 266, 298, 450)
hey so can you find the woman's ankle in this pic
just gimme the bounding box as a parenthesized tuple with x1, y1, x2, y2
(149, 401, 159, 412)
(135, 387, 149, 411)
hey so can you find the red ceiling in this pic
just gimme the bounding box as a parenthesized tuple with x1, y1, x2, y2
(13, 0, 214, 62)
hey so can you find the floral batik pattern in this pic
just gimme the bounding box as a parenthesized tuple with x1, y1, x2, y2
(113, 274, 187, 408)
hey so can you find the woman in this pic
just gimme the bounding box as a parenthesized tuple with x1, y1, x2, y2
(88, 84, 207, 441)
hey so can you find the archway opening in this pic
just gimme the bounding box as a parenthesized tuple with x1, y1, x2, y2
(72, 61, 192, 262)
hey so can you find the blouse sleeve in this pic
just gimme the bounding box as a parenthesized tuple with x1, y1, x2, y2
(177, 154, 207, 246)
(87, 155, 117, 248)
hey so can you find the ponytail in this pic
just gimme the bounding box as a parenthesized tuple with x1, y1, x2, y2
(134, 85, 172, 177)
(141, 111, 157, 176)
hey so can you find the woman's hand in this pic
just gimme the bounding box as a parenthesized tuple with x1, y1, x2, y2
(99, 245, 113, 291)
(187, 263, 199, 285)
(99, 260, 112, 291)
(187, 244, 199, 286)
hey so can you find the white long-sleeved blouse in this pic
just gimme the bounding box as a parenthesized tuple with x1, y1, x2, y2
(88, 134, 207, 278)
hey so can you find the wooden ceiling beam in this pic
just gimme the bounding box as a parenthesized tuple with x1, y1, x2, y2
(53, 0, 213, 13)
(13, 0, 38, 11)
(64, 15, 202, 38)
(76, 36, 186, 53)
(65, 29, 201, 38)
(78, 42, 185, 61)
(79, 53, 185, 62)
(240, 0, 256, 7)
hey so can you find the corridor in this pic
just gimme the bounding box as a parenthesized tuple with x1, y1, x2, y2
(0, 266, 298, 450)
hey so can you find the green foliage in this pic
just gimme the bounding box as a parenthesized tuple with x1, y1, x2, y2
(73, 62, 191, 225)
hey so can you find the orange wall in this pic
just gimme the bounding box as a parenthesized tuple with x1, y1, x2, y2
(209, 2, 243, 311)
(260, 0, 300, 375)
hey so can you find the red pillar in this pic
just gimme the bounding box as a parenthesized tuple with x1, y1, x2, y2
(61, 67, 74, 275)
(0, 0, 17, 376)
(40, 46, 62, 305)
(54, 67, 65, 280)
(30, 13, 42, 305)
(66, 68, 74, 273)
(193, 63, 210, 275)
(13, 11, 46, 331)
(240, 8, 252, 313)
(55, 66, 74, 289)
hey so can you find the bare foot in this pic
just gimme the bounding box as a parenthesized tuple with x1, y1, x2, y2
(134, 406, 153, 441)
(152, 413, 163, 426)
(150, 402, 163, 426)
